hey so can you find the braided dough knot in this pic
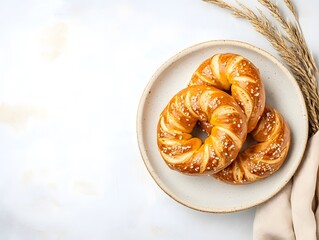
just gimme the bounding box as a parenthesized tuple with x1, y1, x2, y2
(214, 105, 290, 184)
(157, 85, 247, 175)
(190, 53, 265, 132)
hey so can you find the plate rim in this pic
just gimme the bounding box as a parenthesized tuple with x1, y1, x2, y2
(136, 39, 309, 213)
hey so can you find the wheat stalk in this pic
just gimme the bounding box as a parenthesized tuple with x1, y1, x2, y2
(203, 0, 319, 136)
(257, 0, 318, 75)
(283, 0, 318, 74)
(284, 0, 297, 19)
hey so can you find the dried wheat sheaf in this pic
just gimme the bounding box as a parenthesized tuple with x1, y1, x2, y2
(203, 0, 319, 136)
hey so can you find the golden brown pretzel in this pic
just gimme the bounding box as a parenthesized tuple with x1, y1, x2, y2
(190, 53, 265, 132)
(213, 105, 291, 184)
(157, 85, 247, 175)
(189, 53, 291, 184)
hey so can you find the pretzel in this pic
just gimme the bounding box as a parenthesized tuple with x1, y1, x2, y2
(190, 53, 265, 132)
(157, 85, 247, 175)
(213, 105, 291, 184)
(189, 53, 290, 184)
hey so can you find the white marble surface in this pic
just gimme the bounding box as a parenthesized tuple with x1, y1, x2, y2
(0, 0, 318, 239)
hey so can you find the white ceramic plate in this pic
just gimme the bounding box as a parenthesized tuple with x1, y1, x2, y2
(137, 40, 308, 213)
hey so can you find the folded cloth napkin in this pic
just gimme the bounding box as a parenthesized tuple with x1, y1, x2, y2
(253, 131, 319, 240)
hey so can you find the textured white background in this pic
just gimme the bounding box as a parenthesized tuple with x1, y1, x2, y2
(0, 0, 318, 239)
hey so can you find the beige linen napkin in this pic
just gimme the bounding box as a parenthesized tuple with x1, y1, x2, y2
(253, 131, 319, 240)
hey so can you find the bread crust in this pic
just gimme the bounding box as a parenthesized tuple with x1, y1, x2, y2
(157, 85, 247, 175)
(190, 53, 265, 133)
